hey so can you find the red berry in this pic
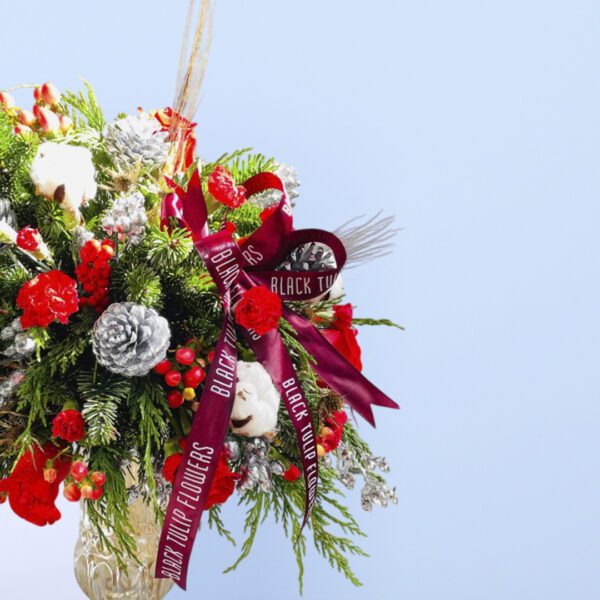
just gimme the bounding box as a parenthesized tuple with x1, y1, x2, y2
(167, 390, 184, 408)
(283, 465, 302, 482)
(80, 484, 94, 499)
(164, 370, 182, 387)
(71, 461, 88, 482)
(99, 244, 114, 260)
(207, 350, 215, 362)
(63, 482, 81, 502)
(183, 366, 206, 388)
(224, 221, 237, 234)
(175, 347, 195, 366)
(154, 359, 172, 375)
(90, 486, 104, 501)
(91, 471, 106, 487)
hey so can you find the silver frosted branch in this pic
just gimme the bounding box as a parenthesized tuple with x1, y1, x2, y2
(334, 212, 401, 269)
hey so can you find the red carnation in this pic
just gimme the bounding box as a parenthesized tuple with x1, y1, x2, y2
(321, 303, 362, 371)
(161, 451, 239, 510)
(234, 285, 282, 336)
(283, 465, 302, 482)
(207, 165, 246, 209)
(16, 226, 41, 251)
(52, 409, 86, 443)
(16, 270, 79, 329)
(0, 444, 71, 526)
(162, 453, 183, 484)
(205, 453, 240, 510)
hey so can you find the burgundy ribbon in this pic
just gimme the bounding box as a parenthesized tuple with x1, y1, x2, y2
(155, 171, 398, 589)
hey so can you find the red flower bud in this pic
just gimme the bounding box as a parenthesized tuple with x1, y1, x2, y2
(63, 482, 81, 502)
(36, 106, 60, 133)
(41, 82, 61, 106)
(59, 115, 73, 132)
(70, 461, 88, 482)
(18, 110, 36, 127)
(175, 347, 195, 366)
(13, 125, 32, 136)
(0, 91, 16, 110)
(43, 467, 58, 484)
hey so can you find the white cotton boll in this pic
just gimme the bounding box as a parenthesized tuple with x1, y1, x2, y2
(231, 361, 281, 437)
(30, 142, 97, 223)
(307, 274, 345, 305)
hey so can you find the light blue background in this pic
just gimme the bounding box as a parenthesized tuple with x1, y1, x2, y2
(1, 1, 599, 598)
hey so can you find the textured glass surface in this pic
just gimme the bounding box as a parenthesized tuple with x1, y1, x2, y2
(74, 476, 173, 600)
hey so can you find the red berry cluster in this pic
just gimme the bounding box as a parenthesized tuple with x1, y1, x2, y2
(154, 346, 207, 409)
(62, 461, 106, 502)
(75, 239, 114, 312)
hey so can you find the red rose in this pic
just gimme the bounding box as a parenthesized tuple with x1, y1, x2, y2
(321, 303, 362, 371)
(207, 165, 246, 209)
(234, 285, 282, 336)
(317, 411, 348, 453)
(16, 226, 41, 251)
(161, 451, 239, 509)
(0, 444, 71, 526)
(283, 465, 302, 482)
(16, 270, 79, 329)
(52, 409, 86, 443)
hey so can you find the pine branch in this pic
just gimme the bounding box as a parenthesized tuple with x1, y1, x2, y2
(352, 317, 404, 330)
(144, 224, 194, 271)
(78, 370, 131, 446)
(61, 80, 105, 132)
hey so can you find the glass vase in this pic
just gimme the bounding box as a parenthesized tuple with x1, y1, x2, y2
(73, 468, 173, 600)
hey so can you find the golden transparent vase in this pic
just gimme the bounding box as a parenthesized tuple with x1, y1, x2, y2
(73, 470, 173, 600)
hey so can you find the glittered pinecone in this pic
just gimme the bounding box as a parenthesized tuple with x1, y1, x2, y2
(72, 226, 95, 254)
(248, 163, 300, 208)
(0, 197, 17, 228)
(103, 113, 169, 170)
(102, 191, 147, 245)
(278, 242, 337, 272)
(92, 302, 170, 377)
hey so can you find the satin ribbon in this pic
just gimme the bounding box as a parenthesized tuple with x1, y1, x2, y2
(155, 170, 398, 589)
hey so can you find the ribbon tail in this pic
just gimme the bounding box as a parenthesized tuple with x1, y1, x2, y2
(283, 307, 399, 427)
(243, 328, 319, 531)
(155, 313, 238, 589)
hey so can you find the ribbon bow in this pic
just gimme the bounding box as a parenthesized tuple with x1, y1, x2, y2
(155, 170, 398, 589)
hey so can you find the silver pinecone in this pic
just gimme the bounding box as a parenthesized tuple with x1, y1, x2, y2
(0, 198, 17, 227)
(278, 242, 337, 272)
(92, 302, 171, 377)
(102, 191, 147, 245)
(103, 113, 169, 170)
(248, 163, 300, 208)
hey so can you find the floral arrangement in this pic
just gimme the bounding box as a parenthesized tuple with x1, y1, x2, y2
(0, 16, 400, 594)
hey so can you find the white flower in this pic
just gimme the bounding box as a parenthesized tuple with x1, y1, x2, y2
(231, 361, 281, 437)
(30, 142, 97, 223)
